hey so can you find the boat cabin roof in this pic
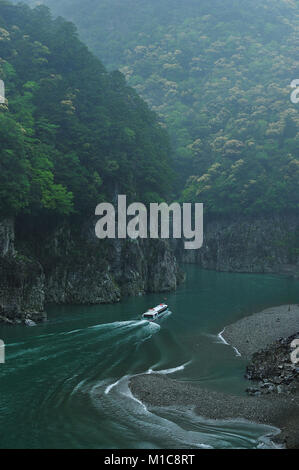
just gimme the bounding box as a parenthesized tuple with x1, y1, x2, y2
(143, 304, 167, 317)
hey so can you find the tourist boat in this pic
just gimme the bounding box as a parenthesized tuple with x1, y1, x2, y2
(142, 303, 168, 321)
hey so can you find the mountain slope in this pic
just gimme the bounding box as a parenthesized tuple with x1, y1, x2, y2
(22, 0, 299, 213)
(0, 0, 174, 221)
(0, 1, 180, 323)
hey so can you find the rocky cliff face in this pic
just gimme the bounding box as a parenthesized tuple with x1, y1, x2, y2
(179, 212, 299, 277)
(0, 219, 45, 324)
(0, 218, 183, 324)
(41, 221, 183, 304)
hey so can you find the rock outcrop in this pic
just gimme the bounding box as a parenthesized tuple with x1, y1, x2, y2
(41, 222, 183, 304)
(245, 333, 299, 397)
(179, 212, 299, 277)
(0, 218, 183, 324)
(0, 219, 45, 324)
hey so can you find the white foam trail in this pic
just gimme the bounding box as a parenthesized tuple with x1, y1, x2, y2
(91, 376, 278, 449)
(232, 346, 242, 357)
(62, 329, 82, 335)
(218, 328, 242, 357)
(105, 378, 122, 395)
(120, 377, 148, 412)
(105, 360, 190, 397)
(100, 374, 148, 411)
(115, 379, 212, 447)
(88, 319, 160, 337)
(153, 361, 192, 375)
(218, 328, 229, 345)
(89, 320, 142, 330)
(70, 378, 87, 396)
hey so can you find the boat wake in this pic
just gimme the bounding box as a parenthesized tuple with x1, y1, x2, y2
(90, 372, 279, 449)
(91, 374, 212, 448)
(2, 309, 282, 449)
(146, 361, 191, 375)
(105, 360, 191, 395)
(217, 328, 242, 357)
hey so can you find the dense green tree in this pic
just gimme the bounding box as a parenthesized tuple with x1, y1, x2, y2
(25, 0, 299, 214)
(0, 1, 174, 223)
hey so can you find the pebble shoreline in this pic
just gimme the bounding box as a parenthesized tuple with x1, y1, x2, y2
(129, 304, 299, 449)
(222, 304, 299, 359)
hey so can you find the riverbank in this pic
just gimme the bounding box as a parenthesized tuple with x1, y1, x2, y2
(222, 304, 299, 359)
(130, 304, 299, 449)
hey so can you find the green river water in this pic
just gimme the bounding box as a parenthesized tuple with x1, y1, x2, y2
(1, 265, 299, 449)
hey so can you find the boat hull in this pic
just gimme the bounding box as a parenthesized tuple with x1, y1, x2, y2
(142, 304, 168, 321)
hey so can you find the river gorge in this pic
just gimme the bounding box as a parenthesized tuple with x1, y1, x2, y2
(1, 265, 298, 449)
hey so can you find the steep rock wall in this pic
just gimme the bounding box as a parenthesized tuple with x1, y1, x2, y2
(0, 218, 183, 323)
(0, 219, 45, 324)
(179, 212, 299, 276)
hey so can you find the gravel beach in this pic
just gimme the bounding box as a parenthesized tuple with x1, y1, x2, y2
(222, 304, 299, 359)
(130, 374, 298, 448)
(129, 304, 299, 448)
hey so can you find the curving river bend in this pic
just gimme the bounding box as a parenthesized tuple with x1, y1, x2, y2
(1, 266, 299, 449)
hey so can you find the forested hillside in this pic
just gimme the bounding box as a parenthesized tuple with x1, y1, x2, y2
(0, 1, 182, 322)
(0, 0, 173, 222)
(23, 0, 299, 214)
